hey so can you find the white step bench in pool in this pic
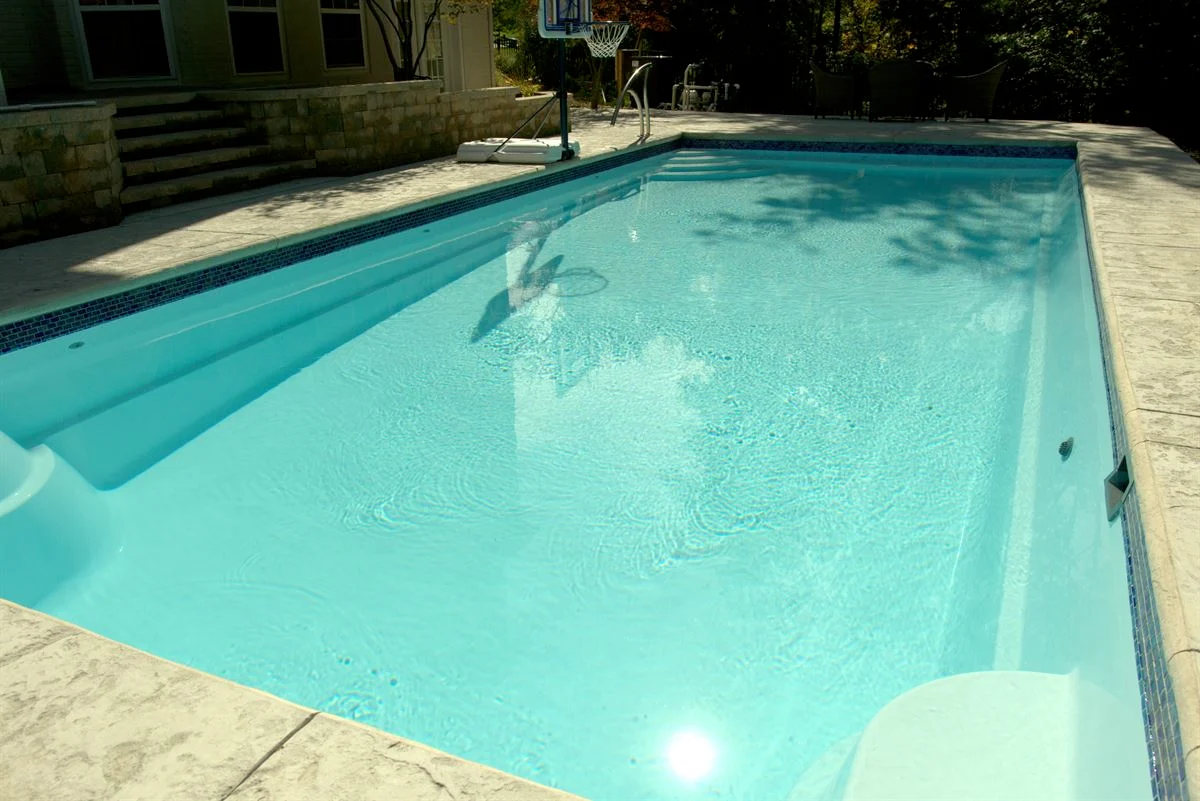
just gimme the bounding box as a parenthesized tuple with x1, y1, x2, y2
(839, 671, 1149, 801)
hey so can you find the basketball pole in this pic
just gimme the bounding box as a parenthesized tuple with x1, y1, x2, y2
(557, 38, 572, 161)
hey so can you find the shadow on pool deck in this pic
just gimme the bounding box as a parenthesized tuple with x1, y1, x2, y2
(0, 158, 541, 322)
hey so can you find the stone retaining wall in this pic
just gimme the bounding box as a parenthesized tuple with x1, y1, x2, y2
(208, 81, 565, 175)
(1, 84, 569, 246)
(0, 104, 122, 247)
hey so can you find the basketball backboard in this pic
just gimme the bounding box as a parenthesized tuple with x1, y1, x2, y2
(538, 0, 593, 38)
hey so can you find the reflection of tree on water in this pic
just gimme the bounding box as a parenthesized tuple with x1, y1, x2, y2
(469, 177, 643, 343)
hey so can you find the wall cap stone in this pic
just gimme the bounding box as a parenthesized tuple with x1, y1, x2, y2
(0, 103, 116, 130)
(204, 81, 443, 103)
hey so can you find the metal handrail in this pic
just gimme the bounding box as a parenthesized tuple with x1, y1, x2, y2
(610, 61, 653, 142)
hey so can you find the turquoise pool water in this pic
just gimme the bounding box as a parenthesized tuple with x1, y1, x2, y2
(0, 150, 1152, 799)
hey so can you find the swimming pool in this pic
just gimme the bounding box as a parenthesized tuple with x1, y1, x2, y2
(0, 146, 1153, 799)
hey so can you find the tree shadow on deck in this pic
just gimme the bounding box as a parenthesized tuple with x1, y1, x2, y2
(0, 158, 536, 321)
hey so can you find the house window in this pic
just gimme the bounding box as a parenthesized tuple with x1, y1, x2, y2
(320, 0, 365, 69)
(419, 0, 444, 81)
(77, 0, 172, 80)
(227, 0, 285, 74)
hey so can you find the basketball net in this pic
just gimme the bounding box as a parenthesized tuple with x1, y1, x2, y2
(583, 21, 631, 58)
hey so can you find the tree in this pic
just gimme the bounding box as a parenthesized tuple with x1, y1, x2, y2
(595, 0, 671, 51)
(661, 0, 819, 113)
(363, 0, 490, 81)
(584, 0, 671, 108)
(491, 0, 526, 34)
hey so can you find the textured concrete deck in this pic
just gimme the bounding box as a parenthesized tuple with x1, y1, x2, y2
(1, 110, 1199, 800)
(0, 601, 581, 801)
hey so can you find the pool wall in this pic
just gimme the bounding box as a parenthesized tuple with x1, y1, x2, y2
(0, 132, 1192, 801)
(0, 168, 652, 491)
(1013, 170, 1154, 797)
(934, 169, 1122, 678)
(1077, 166, 1191, 800)
(833, 164, 1154, 800)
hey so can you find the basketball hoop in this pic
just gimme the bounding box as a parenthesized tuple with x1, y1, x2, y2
(582, 20, 630, 58)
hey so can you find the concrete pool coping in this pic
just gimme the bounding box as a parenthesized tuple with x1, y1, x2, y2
(1, 111, 1198, 800)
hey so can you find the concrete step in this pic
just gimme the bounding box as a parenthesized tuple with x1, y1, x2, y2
(118, 127, 250, 157)
(124, 145, 273, 182)
(113, 109, 228, 134)
(111, 92, 198, 111)
(120, 159, 319, 210)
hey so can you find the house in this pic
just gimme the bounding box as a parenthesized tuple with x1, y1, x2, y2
(0, 0, 556, 243)
(0, 0, 496, 101)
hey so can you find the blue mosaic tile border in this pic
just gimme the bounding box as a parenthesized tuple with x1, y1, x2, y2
(1077, 169, 1189, 801)
(1126, 488, 1191, 799)
(0, 139, 677, 355)
(679, 136, 1077, 160)
(0, 135, 1076, 355)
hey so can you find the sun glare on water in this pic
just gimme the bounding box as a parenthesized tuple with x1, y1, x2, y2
(667, 730, 717, 782)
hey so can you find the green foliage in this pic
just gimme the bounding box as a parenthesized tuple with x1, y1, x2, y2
(491, 0, 525, 34)
(867, 0, 1198, 143)
(505, 1, 597, 97)
(496, 65, 542, 96)
(495, 0, 1198, 146)
(667, 0, 818, 112)
(987, 0, 1125, 122)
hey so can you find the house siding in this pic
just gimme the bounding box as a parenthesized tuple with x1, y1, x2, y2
(0, 0, 69, 92)
(454, 6, 496, 92)
(167, 0, 235, 87)
(4, 0, 495, 96)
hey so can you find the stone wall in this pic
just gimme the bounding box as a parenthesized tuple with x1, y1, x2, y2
(208, 82, 566, 175)
(0, 103, 121, 247)
(1, 83, 570, 247)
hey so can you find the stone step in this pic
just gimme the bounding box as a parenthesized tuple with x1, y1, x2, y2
(120, 159, 319, 210)
(123, 145, 273, 182)
(113, 109, 229, 134)
(118, 127, 250, 157)
(111, 92, 198, 111)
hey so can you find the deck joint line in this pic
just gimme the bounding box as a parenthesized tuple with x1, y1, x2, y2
(218, 711, 318, 801)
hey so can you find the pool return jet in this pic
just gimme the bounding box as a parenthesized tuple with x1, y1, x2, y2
(456, 0, 628, 164)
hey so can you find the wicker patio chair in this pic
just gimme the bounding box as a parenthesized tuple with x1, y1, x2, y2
(868, 60, 935, 121)
(811, 61, 859, 119)
(943, 62, 1007, 122)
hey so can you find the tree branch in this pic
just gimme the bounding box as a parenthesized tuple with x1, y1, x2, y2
(412, 0, 444, 78)
(363, 0, 403, 77)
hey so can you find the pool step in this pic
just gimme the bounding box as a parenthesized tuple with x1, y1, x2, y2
(120, 159, 318, 210)
(40, 224, 507, 487)
(651, 167, 775, 182)
(655, 153, 790, 180)
(841, 671, 1148, 801)
(0, 432, 110, 608)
